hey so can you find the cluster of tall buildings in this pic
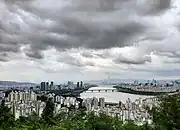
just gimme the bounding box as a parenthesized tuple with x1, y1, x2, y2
(40, 81, 55, 91)
(76, 81, 83, 89)
(0, 80, 87, 120)
(82, 97, 105, 110)
(1, 87, 156, 125)
(4, 90, 45, 120)
(4, 90, 80, 120)
(46, 93, 80, 108)
(66, 81, 84, 89)
(7, 90, 37, 102)
(133, 79, 180, 87)
(81, 97, 154, 124)
(40, 81, 84, 91)
(45, 94, 81, 114)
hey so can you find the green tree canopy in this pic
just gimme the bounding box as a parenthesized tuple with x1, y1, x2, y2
(41, 97, 56, 126)
(149, 94, 180, 130)
(0, 100, 14, 130)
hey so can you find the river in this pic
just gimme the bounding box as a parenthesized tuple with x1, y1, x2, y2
(80, 85, 154, 103)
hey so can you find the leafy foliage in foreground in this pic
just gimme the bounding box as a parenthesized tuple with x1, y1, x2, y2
(0, 100, 14, 130)
(0, 94, 180, 130)
(149, 94, 180, 130)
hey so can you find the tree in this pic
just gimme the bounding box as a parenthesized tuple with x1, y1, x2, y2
(149, 94, 180, 130)
(0, 100, 15, 130)
(41, 98, 56, 126)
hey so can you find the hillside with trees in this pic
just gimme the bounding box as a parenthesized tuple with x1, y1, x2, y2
(0, 94, 180, 130)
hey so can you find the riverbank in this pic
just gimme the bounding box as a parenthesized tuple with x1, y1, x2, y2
(113, 86, 179, 96)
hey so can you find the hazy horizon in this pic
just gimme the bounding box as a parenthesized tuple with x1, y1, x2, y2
(0, 78, 179, 85)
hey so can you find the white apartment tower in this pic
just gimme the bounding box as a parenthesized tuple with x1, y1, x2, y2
(7, 91, 37, 102)
(92, 97, 98, 109)
(99, 98, 105, 108)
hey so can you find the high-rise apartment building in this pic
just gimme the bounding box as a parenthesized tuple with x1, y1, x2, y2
(77, 82, 80, 89)
(80, 81, 83, 88)
(46, 82, 49, 91)
(41, 82, 53, 91)
(40, 82, 46, 91)
(7, 91, 37, 102)
(92, 97, 98, 109)
(99, 98, 105, 108)
(49, 81, 54, 90)
(50, 81, 54, 86)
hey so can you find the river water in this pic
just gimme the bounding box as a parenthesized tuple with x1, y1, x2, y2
(80, 85, 154, 103)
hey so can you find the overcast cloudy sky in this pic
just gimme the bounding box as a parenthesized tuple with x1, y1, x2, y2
(0, 0, 180, 83)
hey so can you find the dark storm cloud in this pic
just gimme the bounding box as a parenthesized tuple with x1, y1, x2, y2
(155, 51, 180, 58)
(157, 0, 171, 10)
(0, 43, 19, 53)
(25, 51, 44, 59)
(151, 0, 171, 13)
(137, 36, 165, 42)
(0, 53, 9, 62)
(137, 0, 171, 15)
(114, 55, 152, 65)
(155, 51, 180, 63)
(18, 15, 146, 51)
(58, 55, 95, 67)
(10, 0, 171, 17)
(81, 51, 94, 58)
(0, 0, 172, 60)
(0, 23, 20, 36)
(0, 12, 21, 54)
(83, 22, 146, 49)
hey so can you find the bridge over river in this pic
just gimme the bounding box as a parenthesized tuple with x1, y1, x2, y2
(85, 87, 117, 93)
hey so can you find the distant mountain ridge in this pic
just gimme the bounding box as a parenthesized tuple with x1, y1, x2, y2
(0, 81, 37, 86)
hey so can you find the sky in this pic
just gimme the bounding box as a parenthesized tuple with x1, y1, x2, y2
(0, 0, 180, 83)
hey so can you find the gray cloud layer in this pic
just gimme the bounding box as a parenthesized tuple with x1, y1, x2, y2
(2, 0, 180, 82)
(114, 55, 152, 65)
(58, 54, 95, 67)
(0, 53, 8, 62)
(0, 0, 172, 61)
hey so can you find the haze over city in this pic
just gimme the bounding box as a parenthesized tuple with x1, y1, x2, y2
(0, 0, 180, 83)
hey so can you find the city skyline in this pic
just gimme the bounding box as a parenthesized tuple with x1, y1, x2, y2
(0, 0, 180, 82)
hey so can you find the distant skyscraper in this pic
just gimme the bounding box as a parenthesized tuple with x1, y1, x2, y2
(50, 81, 54, 86)
(50, 81, 54, 90)
(46, 82, 49, 91)
(92, 97, 98, 109)
(77, 82, 80, 89)
(134, 80, 138, 85)
(80, 81, 83, 88)
(99, 98, 105, 108)
(40, 82, 46, 91)
(68, 81, 72, 86)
